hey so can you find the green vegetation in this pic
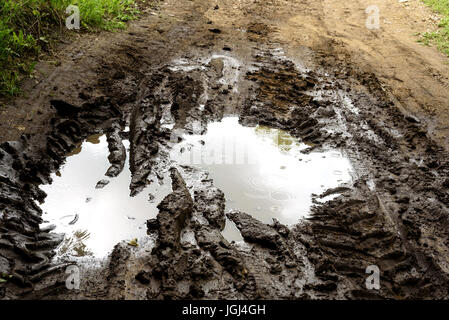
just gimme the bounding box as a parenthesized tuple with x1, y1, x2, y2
(420, 0, 449, 56)
(0, 0, 141, 96)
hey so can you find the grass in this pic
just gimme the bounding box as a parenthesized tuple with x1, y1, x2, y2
(0, 0, 142, 96)
(419, 0, 449, 56)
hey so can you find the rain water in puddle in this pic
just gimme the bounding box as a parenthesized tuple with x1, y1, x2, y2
(172, 117, 353, 241)
(40, 134, 171, 257)
(41, 117, 353, 256)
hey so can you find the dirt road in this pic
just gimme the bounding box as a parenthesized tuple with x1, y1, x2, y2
(0, 0, 448, 299)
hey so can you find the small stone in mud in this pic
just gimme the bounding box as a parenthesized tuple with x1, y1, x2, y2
(148, 193, 155, 202)
(95, 179, 110, 189)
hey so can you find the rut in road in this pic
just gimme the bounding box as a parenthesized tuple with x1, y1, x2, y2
(0, 0, 448, 300)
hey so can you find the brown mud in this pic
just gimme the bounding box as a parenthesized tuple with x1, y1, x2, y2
(1, 0, 449, 299)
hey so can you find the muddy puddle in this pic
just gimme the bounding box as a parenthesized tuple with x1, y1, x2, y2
(39, 133, 172, 257)
(36, 112, 354, 255)
(171, 117, 354, 241)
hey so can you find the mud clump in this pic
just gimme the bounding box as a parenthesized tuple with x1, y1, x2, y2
(194, 187, 226, 231)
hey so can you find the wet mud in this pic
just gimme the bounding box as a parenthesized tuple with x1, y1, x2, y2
(0, 0, 449, 300)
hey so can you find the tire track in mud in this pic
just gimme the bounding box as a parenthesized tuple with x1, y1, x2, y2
(1, 0, 449, 300)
